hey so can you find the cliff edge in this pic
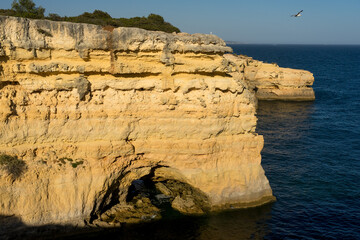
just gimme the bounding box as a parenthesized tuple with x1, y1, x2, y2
(225, 54, 315, 101)
(0, 16, 312, 227)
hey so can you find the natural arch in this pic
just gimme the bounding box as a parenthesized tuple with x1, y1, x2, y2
(90, 166, 210, 225)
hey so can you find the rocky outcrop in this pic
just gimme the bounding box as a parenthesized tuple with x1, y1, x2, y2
(0, 16, 314, 228)
(225, 54, 315, 101)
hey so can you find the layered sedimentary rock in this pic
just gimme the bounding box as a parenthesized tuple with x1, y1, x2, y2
(0, 16, 314, 227)
(225, 54, 315, 101)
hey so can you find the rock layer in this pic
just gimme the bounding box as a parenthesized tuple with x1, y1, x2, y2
(225, 54, 315, 101)
(0, 16, 315, 227)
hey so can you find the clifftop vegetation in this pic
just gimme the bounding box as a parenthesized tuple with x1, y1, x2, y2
(0, 0, 180, 33)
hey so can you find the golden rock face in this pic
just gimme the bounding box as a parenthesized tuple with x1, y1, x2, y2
(0, 16, 317, 226)
(224, 54, 315, 101)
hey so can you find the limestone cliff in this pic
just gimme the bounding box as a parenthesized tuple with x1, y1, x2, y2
(0, 16, 312, 227)
(225, 54, 315, 101)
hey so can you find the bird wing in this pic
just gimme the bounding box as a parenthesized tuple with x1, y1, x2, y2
(291, 10, 303, 17)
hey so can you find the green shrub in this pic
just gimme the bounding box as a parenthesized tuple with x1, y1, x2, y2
(57, 157, 84, 168)
(47, 13, 61, 21)
(59, 11, 180, 33)
(0, 154, 27, 180)
(0, 9, 16, 16)
(71, 160, 84, 168)
(11, 0, 45, 19)
(115, 14, 180, 33)
(0, 3, 181, 33)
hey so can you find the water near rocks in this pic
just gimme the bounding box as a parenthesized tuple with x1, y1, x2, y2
(246, 44, 360, 239)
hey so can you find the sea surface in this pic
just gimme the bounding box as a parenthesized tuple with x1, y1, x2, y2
(10, 45, 360, 239)
(232, 44, 360, 239)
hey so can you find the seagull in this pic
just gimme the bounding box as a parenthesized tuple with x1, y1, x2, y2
(291, 10, 303, 17)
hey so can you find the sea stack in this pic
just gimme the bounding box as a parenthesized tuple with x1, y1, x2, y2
(0, 16, 313, 226)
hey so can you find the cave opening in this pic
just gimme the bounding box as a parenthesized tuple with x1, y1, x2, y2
(91, 167, 210, 225)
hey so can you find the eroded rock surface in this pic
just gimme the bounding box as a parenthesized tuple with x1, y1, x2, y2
(225, 54, 315, 101)
(0, 16, 316, 227)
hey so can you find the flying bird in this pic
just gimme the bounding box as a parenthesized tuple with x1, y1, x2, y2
(291, 10, 303, 17)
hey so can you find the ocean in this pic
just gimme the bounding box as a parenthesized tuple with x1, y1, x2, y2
(7, 45, 360, 239)
(235, 44, 360, 239)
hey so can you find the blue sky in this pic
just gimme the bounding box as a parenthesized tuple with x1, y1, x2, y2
(1, 0, 359, 44)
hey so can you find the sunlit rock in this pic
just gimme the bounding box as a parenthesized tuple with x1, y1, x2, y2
(0, 16, 319, 227)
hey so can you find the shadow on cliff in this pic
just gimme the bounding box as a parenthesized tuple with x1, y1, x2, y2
(0, 202, 273, 240)
(0, 154, 27, 181)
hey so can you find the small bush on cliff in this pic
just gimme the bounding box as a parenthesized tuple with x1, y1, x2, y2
(57, 157, 84, 168)
(71, 160, 84, 168)
(0, 154, 27, 180)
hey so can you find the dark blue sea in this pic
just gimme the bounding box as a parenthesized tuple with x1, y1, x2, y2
(232, 44, 360, 239)
(12, 45, 360, 239)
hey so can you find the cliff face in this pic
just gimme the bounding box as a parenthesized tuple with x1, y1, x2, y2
(225, 54, 315, 101)
(0, 16, 311, 227)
